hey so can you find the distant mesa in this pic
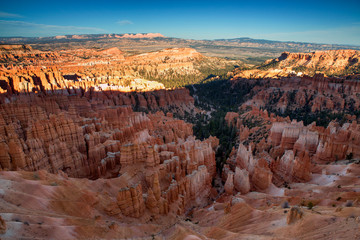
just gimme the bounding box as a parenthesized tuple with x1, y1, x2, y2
(118, 33, 165, 39)
(70, 35, 84, 39)
(52, 33, 165, 40)
(0, 33, 166, 43)
(54, 35, 67, 39)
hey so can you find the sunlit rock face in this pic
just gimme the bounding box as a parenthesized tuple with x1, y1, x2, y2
(233, 50, 360, 78)
(274, 50, 360, 75)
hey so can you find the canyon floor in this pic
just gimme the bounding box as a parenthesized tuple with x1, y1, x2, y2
(0, 38, 360, 239)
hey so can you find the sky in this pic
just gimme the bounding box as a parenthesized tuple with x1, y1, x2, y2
(0, 0, 360, 45)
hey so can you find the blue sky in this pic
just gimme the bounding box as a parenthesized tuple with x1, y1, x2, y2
(0, 0, 360, 45)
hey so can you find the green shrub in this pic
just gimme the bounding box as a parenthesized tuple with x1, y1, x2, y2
(33, 173, 40, 180)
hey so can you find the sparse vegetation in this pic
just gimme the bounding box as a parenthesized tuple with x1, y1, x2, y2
(282, 201, 290, 209)
(345, 200, 353, 207)
(137, 60, 240, 88)
(33, 173, 40, 180)
(346, 152, 353, 160)
(257, 59, 280, 70)
(187, 79, 257, 172)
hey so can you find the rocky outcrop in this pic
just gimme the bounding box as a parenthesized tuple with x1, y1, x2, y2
(313, 121, 360, 163)
(271, 150, 311, 184)
(287, 207, 304, 224)
(233, 167, 250, 194)
(269, 120, 360, 164)
(0, 215, 6, 234)
(225, 112, 239, 126)
(111, 135, 217, 218)
(117, 184, 145, 218)
(224, 171, 234, 194)
(230, 143, 273, 191)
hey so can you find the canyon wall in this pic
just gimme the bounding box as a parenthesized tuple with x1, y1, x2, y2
(0, 87, 218, 222)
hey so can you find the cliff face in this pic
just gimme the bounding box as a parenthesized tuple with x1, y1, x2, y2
(234, 73, 360, 116)
(274, 50, 360, 75)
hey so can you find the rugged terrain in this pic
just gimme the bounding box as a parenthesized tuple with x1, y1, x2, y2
(0, 44, 239, 89)
(0, 40, 360, 239)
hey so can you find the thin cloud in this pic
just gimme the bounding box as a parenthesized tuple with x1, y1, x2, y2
(117, 20, 133, 26)
(0, 11, 23, 18)
(0, 20, 106, 37)
(0, 20, 105, 32)
(253, 26, 360, 45)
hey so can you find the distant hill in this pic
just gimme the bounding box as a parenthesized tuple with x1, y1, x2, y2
(0, 33, 165, 44)
(213, 37, 360, 51)
(1, 34, 359, 64)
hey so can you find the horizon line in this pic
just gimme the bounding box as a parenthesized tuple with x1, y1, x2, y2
(0, 32, 360, 47)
